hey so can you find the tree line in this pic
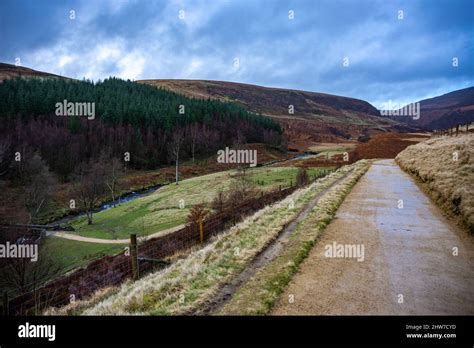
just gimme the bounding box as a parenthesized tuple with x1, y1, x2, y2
(0, 77, 283, 181)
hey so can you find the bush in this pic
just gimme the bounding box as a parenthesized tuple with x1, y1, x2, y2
(186, 204, 209, 227)
(211, 190, 227, 212)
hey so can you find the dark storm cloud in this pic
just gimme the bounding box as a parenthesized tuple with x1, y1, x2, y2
(0, 0, 472, 106)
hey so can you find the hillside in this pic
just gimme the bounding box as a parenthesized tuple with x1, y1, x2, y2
(0, 72, 282, 180)
(0, 62, 64, 81)
(0, 64, 414, 151)
(392, 87, 474, 130)
(0, 64, 388, 128)
(139, 79, 381, 119)
(139, 79, 411, 150)
(396, 133, 474, 232)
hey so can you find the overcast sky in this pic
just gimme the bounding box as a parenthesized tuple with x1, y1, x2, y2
(1, 0, 473, 107)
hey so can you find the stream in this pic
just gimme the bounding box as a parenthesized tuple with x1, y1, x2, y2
(52, 184, 163, 227)
(50, 152, 316, 228)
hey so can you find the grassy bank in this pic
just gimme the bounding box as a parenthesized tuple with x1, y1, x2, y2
(395, 134, 473, 233)
(46, 163, 356, 315)
(42, 237, 124, 274)
(36, 143, 288, 224)
(71, 166, 327, 240)
(218, 160, 371, 315)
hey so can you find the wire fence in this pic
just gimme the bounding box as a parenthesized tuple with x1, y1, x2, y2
(2, 169, 331, 315)
(431, 122, 472, 137)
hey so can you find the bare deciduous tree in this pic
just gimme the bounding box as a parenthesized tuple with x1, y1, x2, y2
(73, 160, 106, 225)
(0, 136, 12, 177)
(22, 153, 57, 224)
(169, 129, 184, 185)
(296, 167, 309, 186)
(101, 154, 124, 207)
(211, 190, 226, 212)
(228, 169, 257, 205)
(188, 123, 199, 164)
(0, 239, 60, 298)
(233, 130, 247, 177)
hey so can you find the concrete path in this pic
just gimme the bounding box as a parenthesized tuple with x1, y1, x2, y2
(272, 159, 474, 315)
(47, 224, 186, 244)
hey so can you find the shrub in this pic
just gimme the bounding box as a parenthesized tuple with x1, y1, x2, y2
(186, 204, 210, 227)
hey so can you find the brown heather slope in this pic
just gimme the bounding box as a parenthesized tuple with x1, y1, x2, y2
(139, 79, 381, 119)
(396, 134, 474, 232)
(0, 63, 413, 150)
(138, 79, 414, 149)
(351, 133, 430, 160)
(391, 87, 474, 130)
(0, 62, 65, 81)
(0, 63, 416, 149)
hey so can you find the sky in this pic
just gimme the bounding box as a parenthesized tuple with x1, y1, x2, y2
(0, 0, 473, 107)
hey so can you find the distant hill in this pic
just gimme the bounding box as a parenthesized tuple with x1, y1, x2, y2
(0, 63, 420, 150)
(139, 79, 412, 150)
(0, 65, 282, 179)
(0, 62, 65, 81)
(139, 79, 381, 119)
(419, 87, 474, 130)
(390, 87, 474, 130)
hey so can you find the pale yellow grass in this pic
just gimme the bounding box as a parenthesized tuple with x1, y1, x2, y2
(219, 160, 371, 315)
(49, 164, 359, 315)
(396, 134, 474, 232)
(43, 287, 118, 315)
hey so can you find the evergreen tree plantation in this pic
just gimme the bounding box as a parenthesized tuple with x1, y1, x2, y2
(0, 77, 283, 181)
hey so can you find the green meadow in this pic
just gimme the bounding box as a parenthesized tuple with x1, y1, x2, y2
(70, 166, 328, 240)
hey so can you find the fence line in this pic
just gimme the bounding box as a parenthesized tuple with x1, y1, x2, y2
(3, 171, 330, 315)
(431, 122, 472, 138)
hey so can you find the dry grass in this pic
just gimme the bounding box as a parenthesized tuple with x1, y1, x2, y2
(396, 134, 474, 233)
(218, 160, 371, 315)
(43, 287, 119, 315)
(50, 163, 359, 315)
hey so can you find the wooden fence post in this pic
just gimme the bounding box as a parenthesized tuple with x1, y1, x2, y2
(232, 203, 236, 225)
(130, 234, 139, 280)
(199, 219, 204, 243)
(3, 292, 8, 316)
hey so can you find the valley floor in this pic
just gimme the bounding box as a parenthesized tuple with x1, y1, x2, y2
(272, 159, 474, 315)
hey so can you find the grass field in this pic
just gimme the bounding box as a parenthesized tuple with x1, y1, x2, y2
(25, 166, 330, 285)
(70, 166, 328, 240)
(50, 161, 365, 315)
(36, 143, 287, 224)
(42, 237, 124, 274)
